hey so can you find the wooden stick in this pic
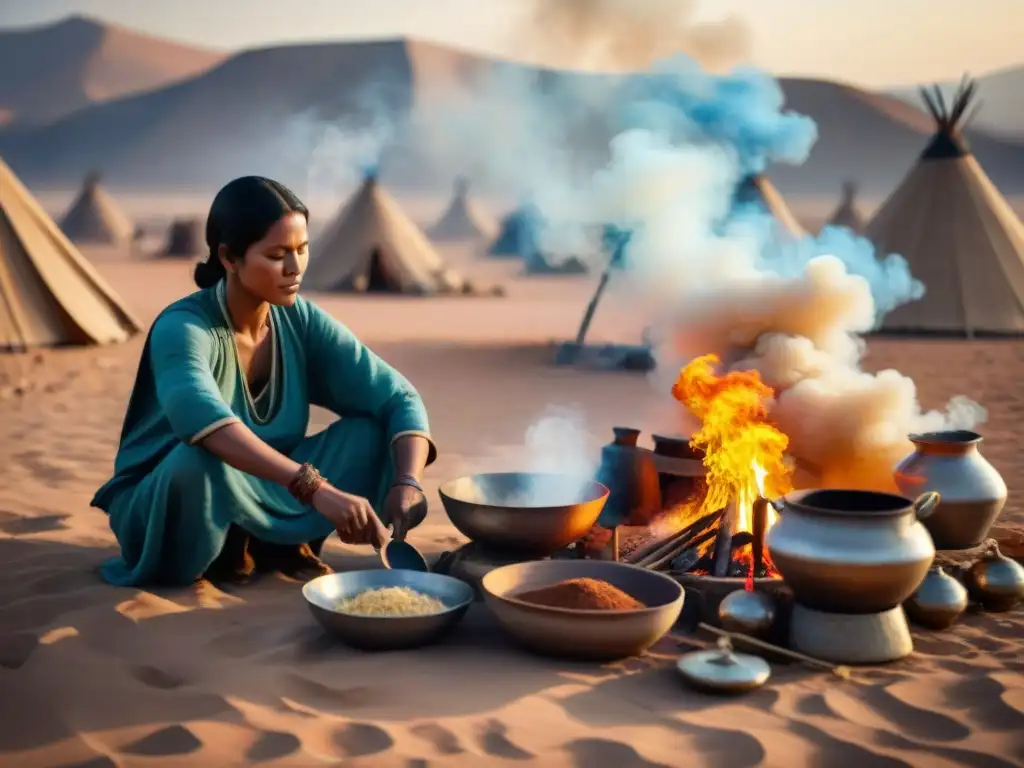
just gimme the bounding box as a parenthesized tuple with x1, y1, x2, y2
(697, 622, 854, 681)
(630, 509, 722, 568)
(712, 501, 735, 577)
(752, 496, 768, 577)
(643, 527, 718, 572)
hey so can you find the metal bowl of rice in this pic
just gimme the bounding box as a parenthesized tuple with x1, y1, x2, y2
(303, 569, 475, 651)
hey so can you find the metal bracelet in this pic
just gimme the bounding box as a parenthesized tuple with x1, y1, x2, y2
(392, 474, 424, 494)
(289, 463, 324, 505)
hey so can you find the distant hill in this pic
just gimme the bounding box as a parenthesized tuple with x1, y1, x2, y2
(1, 20, 1023, 198)
(0, 15, 226, 127)
(888, 66, 1024, 141)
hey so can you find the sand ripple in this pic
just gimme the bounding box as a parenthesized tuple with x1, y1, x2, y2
(2, 333, 1024, 765)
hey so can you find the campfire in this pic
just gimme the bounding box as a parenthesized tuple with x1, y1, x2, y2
(615, 354, 795, 582)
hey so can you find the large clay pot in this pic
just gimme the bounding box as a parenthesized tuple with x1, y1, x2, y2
(766, 489, 939, 614)
(595, 427, 662, 528)
(894, 430, 1007, 550)
(650, 433, 705, 508)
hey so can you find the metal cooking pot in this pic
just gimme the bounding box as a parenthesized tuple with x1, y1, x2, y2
(894, 430, 1007, 549)
(438, 472, 609, 556)
(766, 489, 939, 614)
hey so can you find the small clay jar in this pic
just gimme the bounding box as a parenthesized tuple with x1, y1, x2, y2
(595, 427, 661, 528)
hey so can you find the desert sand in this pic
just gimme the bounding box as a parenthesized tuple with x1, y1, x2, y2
(1, 231, 1023, 768)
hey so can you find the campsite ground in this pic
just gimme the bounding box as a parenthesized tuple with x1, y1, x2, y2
(1, 195, 1023, 766)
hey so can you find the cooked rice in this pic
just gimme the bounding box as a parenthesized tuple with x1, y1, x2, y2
(335, 586, 447, 616)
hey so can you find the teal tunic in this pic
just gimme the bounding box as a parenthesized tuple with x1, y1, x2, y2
(91, 282, 436, 587)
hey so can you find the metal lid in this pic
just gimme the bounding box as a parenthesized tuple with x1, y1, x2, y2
(676, 639, 771, 694)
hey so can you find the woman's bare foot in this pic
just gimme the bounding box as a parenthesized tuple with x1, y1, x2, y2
(203, 525, 256, 584)
(280, 544, 334, 580)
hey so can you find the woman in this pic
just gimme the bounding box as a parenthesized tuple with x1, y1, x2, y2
(92, 176, 436, 587)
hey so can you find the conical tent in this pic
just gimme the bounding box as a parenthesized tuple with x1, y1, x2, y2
(0, 157, 141, 350)
(59, 172, 135, 246)
(866, 78, 1024, 337)
(428, 177, 497, 242)
(305, 175, 466, 294)
(734, 174, 807, 239)
(162, 218, 204, 258)
(827, 180, 865, 233)
(490, 202, 543, 258)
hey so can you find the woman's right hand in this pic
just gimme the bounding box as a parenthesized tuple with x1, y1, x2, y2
(312, 485, 390, 547)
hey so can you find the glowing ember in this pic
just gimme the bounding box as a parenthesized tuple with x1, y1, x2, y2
(667, 353, 794, 577)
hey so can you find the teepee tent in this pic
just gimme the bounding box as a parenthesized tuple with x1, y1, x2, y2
(866, 78, 1024, 336)
(162, 218, 204, 258)
(59, 172, 135, 246)
(490, 202, 543, 258)
(428, 177, 497, 242)
(305, 174, 466, 294)
(826, 180, 865, 233)
(735, 174, 807, 240)
(0, 157, 141, 349)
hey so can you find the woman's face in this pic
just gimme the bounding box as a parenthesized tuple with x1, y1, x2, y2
(226, 212, 309, 306)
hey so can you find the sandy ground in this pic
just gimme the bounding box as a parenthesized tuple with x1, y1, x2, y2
(1, 236, 1023, 767)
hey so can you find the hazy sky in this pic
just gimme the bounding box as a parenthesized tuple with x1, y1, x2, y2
(1, 0, 1021, 88)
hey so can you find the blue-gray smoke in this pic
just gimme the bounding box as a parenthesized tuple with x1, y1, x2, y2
(765, 226, 925, 318)
(612, 56, 817, 176)
(584, 54, 926, 322)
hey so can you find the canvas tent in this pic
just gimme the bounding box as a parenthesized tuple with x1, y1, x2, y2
(162, 218, 204, 258)
(59, 172, 135, 246)
(734, 174, 807, 240)
(0, 157, 141, 349)
(305, 175, 466, 294)
(826, 180, 865, 233)
(428, 177, 497, 242)
(865, 78, 1024, 337)
(489, 202, 543, 258)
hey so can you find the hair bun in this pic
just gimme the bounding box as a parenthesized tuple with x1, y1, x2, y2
(193, 256, 225, 289)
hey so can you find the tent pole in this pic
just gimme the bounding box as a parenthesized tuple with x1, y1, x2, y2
(573, 231, 630, 347)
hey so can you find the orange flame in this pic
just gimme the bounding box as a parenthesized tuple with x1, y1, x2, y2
(669, 354, 794, 575)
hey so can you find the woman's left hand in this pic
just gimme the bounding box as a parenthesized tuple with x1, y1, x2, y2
(382, 484, 428, 542)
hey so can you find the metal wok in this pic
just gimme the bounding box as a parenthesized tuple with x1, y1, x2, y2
(438, 472, 609, 556)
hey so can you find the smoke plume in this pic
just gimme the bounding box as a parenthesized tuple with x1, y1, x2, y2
(520, 0, 751, 71)
(281, 0, 987, 492)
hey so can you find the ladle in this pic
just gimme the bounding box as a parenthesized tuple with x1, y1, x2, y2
(372, 528, 430, 573)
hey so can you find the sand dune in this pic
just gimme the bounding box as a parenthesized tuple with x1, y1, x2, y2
(0, 247, 1022, 766)
(0, 15, 225, 128)
(3, 24, 1024, 198)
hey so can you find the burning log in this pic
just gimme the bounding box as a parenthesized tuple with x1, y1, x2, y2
(712, 500, 737, 577)
(752, 496, 769, 576)
(644, 524, 720, 571)
(628, 509, 722, 569)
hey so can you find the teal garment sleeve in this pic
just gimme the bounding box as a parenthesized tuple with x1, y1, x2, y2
(302, 301, 437, 465)
(149, 308, 241, 445)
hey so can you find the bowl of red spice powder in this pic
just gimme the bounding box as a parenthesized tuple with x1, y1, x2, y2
(481, 560, 684, 661)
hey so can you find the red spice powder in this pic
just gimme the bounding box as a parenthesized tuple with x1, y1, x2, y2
(515, 577, 645, 610)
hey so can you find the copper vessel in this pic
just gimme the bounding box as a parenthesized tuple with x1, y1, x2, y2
(894, 431, 1007, 550)
(766, 489, 938, 614)
(904, 566, 968, 629)
(964, 544, 1024, 612)
(595, 427, 662, 528)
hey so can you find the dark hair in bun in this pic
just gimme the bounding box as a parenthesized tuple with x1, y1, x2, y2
(194, 176, 308, 289)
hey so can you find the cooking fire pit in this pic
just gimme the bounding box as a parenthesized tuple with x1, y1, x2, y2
(611, 495, 793, 631)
